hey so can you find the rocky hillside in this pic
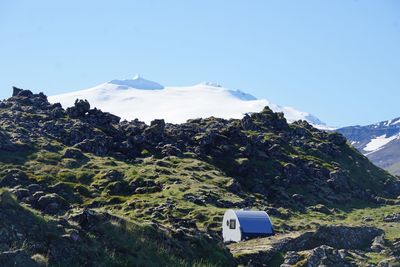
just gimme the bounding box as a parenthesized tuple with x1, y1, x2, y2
(0, 87, 399, 266)
(337, 118, 400, 175)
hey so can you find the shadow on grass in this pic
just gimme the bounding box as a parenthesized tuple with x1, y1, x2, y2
(94, 218, 235, 267)
(0, 145, 36, 167)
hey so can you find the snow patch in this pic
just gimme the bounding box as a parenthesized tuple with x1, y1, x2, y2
(391, 118, 400, 125)
(364, 134, 399, 153)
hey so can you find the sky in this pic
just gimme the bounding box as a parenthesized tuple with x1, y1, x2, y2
(0, 0, 399, 127)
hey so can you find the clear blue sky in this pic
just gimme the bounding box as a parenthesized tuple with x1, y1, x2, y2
(1, 0, 399, 127)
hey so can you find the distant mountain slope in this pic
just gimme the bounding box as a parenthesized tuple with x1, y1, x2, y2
(337, 117, 400, 175)
(49, 75, 330, 129)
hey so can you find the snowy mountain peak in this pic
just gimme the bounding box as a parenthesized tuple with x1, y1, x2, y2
(337, 116, 400, 175)
(109, 75, 164, 90)
(198, 81, 223, 88)
(49, 76, 329, 129)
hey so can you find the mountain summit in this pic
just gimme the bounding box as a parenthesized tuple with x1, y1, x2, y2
(49, 76, 329, 129)
(109, 74, 164, 90)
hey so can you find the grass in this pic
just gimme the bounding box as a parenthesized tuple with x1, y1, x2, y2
(0, 116, 399, 266)
(0, 188, 233, 266)
(270, 199, 400, 242)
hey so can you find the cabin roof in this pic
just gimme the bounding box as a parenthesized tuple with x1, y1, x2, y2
(233, 210, 272, 234)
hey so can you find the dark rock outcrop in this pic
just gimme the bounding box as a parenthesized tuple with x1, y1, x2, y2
(62, 148, 86, 159)
(289, 225, 384, 251)
(0, 169, 30, 188)
(66, 99, 90, 118)
(37, 193, 70, 214)
(306, 245, 354, 267)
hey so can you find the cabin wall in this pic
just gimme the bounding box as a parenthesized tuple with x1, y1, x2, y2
(222, 211, 241, 242)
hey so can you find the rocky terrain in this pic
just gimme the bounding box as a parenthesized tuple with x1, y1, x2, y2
(0, 87, 399, 266)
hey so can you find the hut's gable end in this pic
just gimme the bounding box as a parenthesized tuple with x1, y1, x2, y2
(222, 210, 242, 242)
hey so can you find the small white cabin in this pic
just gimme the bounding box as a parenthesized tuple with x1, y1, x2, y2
(222, 209, 274, 242)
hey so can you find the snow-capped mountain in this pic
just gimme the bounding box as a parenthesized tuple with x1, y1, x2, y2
(49, 75, 329, 129)
(337, 118, 400, 175)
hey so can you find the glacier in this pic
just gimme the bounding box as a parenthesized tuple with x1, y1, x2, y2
(49, 75, 330, 129)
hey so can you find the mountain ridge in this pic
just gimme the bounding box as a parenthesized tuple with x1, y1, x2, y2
(337, 116, 400, 175)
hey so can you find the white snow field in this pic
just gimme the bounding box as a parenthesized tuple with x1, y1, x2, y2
(49, 75, 329, 129)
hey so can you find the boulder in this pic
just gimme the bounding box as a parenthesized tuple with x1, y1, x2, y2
(289, 225, 384, 251)
(12, 188, 30, 200)
(383, 213, 400, 222)
(102, 170, 124, 181)
(48, 182, 79, 202)
(183, 193, 205, 206)
(240, 114, 259, 131)
(62, 148, 86, 159)
(135, 186, 161, 194)
(129, 178, 156, 190)
(73, 137, 111, 156)
(282, 251, 301, 266)
(37, 193, 70, 214)
(0, 169, 30, 188)
(86, 108, 121, 125)
(371, 234, 386, 252)
(69, 209, 120, 231)
(327, 132, 347, 146)
(308, 204, 332, 215)
(306, 245, 354, 267)
(27, 184, 43, 194)
(49, 106, 65, 118)
(389, 239, 400, 257)
(12, 86, 23, 97)
(66, 99, 90, 118)
(160, 144, 182, 157)
(105, 181, 129, 195)
(143, 119, 166, 143)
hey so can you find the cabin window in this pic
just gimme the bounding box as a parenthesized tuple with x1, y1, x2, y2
(229, 219, 236, 229)
(226, 220, 229, 226)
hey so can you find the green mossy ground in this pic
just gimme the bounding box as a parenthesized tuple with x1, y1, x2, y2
(1, 141, 399, 266)
(0, 95, 399, 266)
